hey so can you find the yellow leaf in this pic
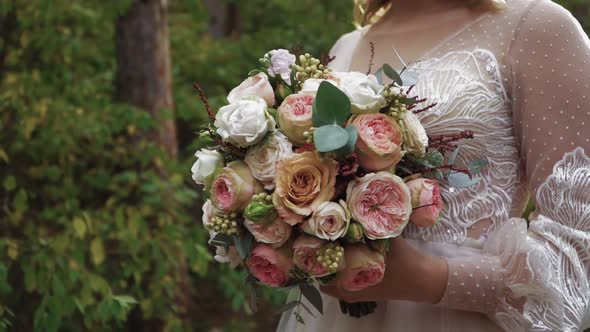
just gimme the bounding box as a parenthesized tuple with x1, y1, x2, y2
(73, 217, 86, 238)
(7, 241, 18, 260)
(0, 148, 8, 163)
(90, 238, 105, 266)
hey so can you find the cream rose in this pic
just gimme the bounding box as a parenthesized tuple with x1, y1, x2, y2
(346, 172, 412, 239)
(273, 151, 338, 225)
(349, 113, 404, 171)
(215, 97, 276, 148)
(400, 111, 428, 156)
(331, 72, 386, 114)
(191, 149, 223, 186)
(210, 161, 263, 213)
(277, 93, 315, 146)
(300, 78, 339, 94)
(227, 72, 275, 107)
(244, 131, 293, 189)
(301, 200, 350, 241)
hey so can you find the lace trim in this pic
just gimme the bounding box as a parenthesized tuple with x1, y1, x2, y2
(403, 49, 524, 245)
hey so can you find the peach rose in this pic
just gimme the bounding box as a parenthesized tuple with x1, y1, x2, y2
(406, 178, 442, 227)
(210, 161, 263, 213)
(246, 244, 293, 287)
(349, 113, 404, 171)
(272, 151, 338, 225)
(277, 93, 315, 146)
(227, 72, 275, 107)
(337, 244, 385, 292)
(346, 172, 412, 240)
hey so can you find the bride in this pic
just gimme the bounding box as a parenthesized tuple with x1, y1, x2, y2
(278, 0, 590, 331)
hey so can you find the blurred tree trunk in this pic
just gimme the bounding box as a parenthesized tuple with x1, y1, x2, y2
(115, 0, 178, 158)
(203, 0, 240, 38)
(114, 1, 189, 331)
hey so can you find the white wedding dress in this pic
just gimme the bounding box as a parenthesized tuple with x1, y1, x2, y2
(278, 0, 590, 331)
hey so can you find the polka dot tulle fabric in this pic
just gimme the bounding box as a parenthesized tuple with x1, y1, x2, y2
(278, 0, 590, 331)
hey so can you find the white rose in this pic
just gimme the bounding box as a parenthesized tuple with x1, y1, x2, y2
(244, 131, 293, 189)
(214, 97, 276, 148)
(265, 49, 296, 85)
(300, 78, 339, 94)
(301, 200, 351, 241)
(227, 73, 275, 107)
(191, 149, 223, 185)
(214, 246, 241, 269)
(400, 111, 429, 156)
(331, 72, 387, 114)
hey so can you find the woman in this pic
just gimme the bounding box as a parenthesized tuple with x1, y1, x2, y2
(278, 0, 590, 331)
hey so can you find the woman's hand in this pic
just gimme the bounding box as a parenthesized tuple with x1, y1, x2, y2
(320, 237, 449, 304)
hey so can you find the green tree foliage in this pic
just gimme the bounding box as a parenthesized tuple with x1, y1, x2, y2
(0, 0, 586, 331)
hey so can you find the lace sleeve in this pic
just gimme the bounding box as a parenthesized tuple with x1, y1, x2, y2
(439, 1, 590, 331)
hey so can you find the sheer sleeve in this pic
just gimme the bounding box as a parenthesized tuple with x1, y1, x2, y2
(438, 1, 590, 331)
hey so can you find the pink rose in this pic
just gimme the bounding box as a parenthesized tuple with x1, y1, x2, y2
(292, 235, 332, 277)
(227, 72, 275, 107)
(346, 172, 412, 240)
(211, 161, 263, 213)
(406, 178, 442, 227)
(349, 114, 404, 171)
(247, 244, 293, 287)
(277, 93, 315, 146)
(244, 216, 292, 248)
(337, 244, 385, 292)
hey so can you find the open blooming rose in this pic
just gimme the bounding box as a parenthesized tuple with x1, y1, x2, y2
(277, 93, 315, 146)
(300, 78, 339, 94)
(346, 172, 412, 239)
(337, 244, 385, 292)
(301, 200, 351, 241)
(210, 161, 263, 213)
(400, 111, 429, 156)
(406, 178, 442, 227)
(191, 149, 223, 186)
(265, 49, 296, 85)
(349, 113, 404, 171)
(273, 151, 338, 225)
(247, 244, 293, 287)
(330, 72, 386, 114)
(215, 96, 276, 148)
(227, 72, 275, 107)
(244, 131, 293, 189)
(244, 216, 292, 248)
(292, 235, 331, 277)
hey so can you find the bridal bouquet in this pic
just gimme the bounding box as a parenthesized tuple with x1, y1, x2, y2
(191, 49, 483, 321)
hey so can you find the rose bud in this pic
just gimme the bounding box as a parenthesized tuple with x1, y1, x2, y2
(210, 161, 264, 213)
(191, 149, 224, 187)
(346, 172, 412, 239)
(348, 113, 404, 172)
(344, 223, 364, 243)
(243, 201, 277, 223)
(406, 178, 442, 227)
(336, 244, 385, 292)
(247, 244, 294, 288)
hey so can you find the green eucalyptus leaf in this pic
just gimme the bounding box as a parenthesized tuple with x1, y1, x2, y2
(299, 283, 323, 315)
(276, 301, 301, 314)
(400, 69, 419, 86)
(313, 125, 349, 152)
(448, 145, 462, 166)
(467, 159, 488, 176)
(448, 172, 481, 188)
(234, 232, 253, 259)
(374, 67, 384, 85)
(382, 64, 403, 86)
(312, 81, 351, 127)
(339, 125, 358, 156)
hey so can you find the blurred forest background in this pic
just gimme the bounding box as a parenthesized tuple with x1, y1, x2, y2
(0, 0, 587, 331)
